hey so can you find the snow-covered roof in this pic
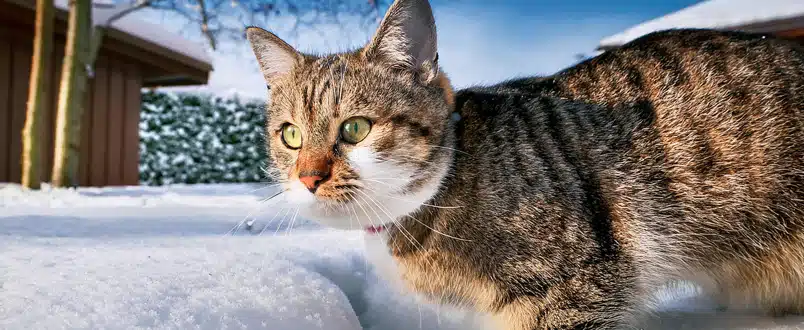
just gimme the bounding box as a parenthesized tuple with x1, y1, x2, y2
(598, 0, 804, 50)
(93, 7, 213, 66)
(49, 0, 213, 66)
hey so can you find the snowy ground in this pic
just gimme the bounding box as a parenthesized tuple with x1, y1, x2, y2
(1, 183, 803, 330)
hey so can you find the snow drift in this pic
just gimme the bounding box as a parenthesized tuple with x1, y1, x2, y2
(1, 183, 802, 329)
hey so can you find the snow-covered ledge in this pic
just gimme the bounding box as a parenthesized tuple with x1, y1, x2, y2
(599, 0, 804, 50)
(1, 184, 803, 329)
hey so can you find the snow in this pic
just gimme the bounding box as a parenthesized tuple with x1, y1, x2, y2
(51, 0, 212, 65)
(2, 183, 804, 329)
(598, 0, 804, 49)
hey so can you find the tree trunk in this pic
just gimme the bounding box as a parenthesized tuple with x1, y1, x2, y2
(51, 0, 91, 187)
(21, 0, 54, 189)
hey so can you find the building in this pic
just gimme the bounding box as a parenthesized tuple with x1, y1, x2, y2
(598, 0, 804, 50)
(0, 0, 213, 186)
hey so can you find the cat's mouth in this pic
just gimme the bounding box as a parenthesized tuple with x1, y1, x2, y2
(281, 146, 448, 232)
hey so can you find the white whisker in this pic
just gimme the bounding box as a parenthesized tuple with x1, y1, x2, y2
(355, 189, 423, 251)
(273, 207, 294, 236)
(244, 182, 285, 195)
(284, 208, 301, 236)
(258, 206, 288, 236)
(355, 184, 472, 242)
(425, 144, 469, 155)
(361, 181, 463, 209)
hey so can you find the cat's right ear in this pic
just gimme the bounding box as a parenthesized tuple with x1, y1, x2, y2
(246, 27, 301, 84)
(363, 0, 438, 78)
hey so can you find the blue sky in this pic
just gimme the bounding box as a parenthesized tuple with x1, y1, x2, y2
(151, 0, 701, 99)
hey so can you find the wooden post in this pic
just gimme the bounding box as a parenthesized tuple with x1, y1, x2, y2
(51, 0, 91, 187)
(21, 0, 54, 189)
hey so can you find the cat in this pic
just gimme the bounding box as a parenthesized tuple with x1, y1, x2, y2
(245, 0, 804, 328)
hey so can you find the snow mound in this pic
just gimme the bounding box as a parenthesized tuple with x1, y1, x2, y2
(1, 184, 803, 329)
(0, 184, 485, 330)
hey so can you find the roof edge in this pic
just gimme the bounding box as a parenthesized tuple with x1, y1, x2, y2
(7, 0, 213, 78)
(597, 0, 804, 50)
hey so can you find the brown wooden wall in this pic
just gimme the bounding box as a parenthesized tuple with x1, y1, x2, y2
(0, 30, 143, 186)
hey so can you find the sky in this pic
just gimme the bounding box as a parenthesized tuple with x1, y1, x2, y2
(145, 0, 702, 100)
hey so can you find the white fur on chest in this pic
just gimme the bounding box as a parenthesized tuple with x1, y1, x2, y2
(363, 232, 409, 291)
(362, 232, 496, 329)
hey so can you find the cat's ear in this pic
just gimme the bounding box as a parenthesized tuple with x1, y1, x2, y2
(246, 27, 302, 84)
(363, 0, 438, 78)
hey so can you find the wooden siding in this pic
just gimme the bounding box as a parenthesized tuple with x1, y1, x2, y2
(8, 39, 29, 184)
(0, 32, 144, 186)
(122, 63, 141, 185)
(0, 38, 10, 184)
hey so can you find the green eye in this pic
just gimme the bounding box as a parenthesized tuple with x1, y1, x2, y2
(281, 124, 302, 149)
(340, 117, 371, 144)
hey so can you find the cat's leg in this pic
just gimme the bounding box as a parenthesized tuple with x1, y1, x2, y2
(491, 297, 627, 330)
(710, 233, 804, 316)
(490, 273, 636, 330)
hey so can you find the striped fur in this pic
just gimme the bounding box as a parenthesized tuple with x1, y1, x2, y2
(248, 0, 804, 328)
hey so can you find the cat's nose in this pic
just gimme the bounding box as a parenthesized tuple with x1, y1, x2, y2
(299, 174, 326, 193)
(296, 152, 333, 194)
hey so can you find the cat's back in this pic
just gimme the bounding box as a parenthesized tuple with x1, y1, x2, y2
(551, 28, 804, 105)
(458, 28, 804, 132)
(542, 28, 804, 187)
(454, 28, 804, 265)
(549, 29, 804, 261)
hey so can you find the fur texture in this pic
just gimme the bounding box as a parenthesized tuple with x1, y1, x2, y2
(247, 0, 804, 328)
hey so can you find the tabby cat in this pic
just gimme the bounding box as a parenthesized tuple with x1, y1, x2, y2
(246, 0, 804, 328)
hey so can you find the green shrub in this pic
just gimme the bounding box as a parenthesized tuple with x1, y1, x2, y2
(139, 91, 269, 185)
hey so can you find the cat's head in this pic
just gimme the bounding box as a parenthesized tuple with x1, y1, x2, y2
(247, 0, 455, 231)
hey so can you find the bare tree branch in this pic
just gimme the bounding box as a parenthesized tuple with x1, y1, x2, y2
(87, 0, 154, 77)
(104, 0, 153, 25)
(196, 0, 217, 49)
(145, 0, 397, 50)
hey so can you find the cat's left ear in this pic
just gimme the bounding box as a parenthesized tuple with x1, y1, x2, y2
(363, 0, 438, 81)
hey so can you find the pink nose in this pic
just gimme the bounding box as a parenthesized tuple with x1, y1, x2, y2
(299, 175, 324, 193)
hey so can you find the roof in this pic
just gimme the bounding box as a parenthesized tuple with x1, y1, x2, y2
(4, 0, 213, 86)
(88, 3, 213, 66)
(598, 0, 804, 50)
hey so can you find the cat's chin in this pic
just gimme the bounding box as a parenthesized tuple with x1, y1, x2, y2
(282, 177, 444, 232)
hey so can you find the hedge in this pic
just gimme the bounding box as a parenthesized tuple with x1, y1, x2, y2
(139, 91, 270, 185)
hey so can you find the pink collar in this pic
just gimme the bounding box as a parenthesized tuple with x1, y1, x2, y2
(365, 224, 386, 234)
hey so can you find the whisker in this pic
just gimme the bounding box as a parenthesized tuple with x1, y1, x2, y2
(403, 214, 474, 242)
(358, 185, 472, 242)
(346, 191, 371, 282)
(273, 207, 294, 236)
(260, 190, 286, 203)
(227, 201, 269, 236)
(348, 190, 373, 232)
(284, 208, 301, 236)
(352, 190, 409, 283)
(244, 182, 285, 195)
(363, 177, 409, 182)
(353, 191, 385, 235)
(424, 144, 469, 155)
(380, 155, 440, 166)
(224, 222, 244, 236)
(235, 190, 286, 233)
(361, 182, 463, 209)
(258, 206, 288, 236)
(353, 191, 443, 328)
(354, 189, 423, 251)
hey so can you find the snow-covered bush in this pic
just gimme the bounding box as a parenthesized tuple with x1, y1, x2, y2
(139, 91, 269, 185)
